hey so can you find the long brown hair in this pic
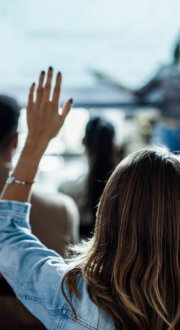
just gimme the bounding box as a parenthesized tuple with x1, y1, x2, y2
(62, 146, 180, 330)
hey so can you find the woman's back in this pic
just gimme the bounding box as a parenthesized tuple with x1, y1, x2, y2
(62, 146, 180, 330)
(1, 146, 180, 330)
(1, 67, 180, 330)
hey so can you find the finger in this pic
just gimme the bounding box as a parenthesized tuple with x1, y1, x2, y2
(52, 72, 62, 107)
(27, 83, 35, 110)
(43, 66, 53, 102)
(60, 98, 73, 123)
(36, 70, 45, 103)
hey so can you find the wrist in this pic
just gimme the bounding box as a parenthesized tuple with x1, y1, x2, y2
(11, 137, 46, 182)
(25, 136, 48, 157)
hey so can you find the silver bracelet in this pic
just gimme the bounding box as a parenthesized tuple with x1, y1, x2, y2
(6, 171, 35, 185)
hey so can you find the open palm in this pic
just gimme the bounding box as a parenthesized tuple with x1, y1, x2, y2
(27, 67, 72, 148)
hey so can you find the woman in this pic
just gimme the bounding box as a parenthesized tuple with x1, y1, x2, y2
(59, 116, 117, 237)
(0, 68, 180, 330)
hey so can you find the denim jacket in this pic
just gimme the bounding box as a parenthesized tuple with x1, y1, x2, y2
(0, 201, 115, 330)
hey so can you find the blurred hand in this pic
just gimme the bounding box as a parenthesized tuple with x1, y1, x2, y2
(26, 67, 72, 149)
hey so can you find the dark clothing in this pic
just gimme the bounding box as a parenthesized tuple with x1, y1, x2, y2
(137, 63, 180, 121)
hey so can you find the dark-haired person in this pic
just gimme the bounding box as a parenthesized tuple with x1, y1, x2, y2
(0, 94, 79, 327)
(1, 68, 180, 330)
(59, 116, 118, 237)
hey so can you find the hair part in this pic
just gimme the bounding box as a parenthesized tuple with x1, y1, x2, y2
(62, 146, 180, 330)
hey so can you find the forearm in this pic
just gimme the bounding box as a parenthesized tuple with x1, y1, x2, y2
(1, 139, 47, 202)
(1, 68, 71, 203)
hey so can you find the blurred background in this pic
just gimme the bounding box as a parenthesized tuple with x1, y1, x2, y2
(1, 0, 180, 193)
(2, 2, 180, 327)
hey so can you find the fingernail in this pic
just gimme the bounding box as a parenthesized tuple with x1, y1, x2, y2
(41, 71, 45, 75)
(49, 66, 52, 71)
(58, 71, 61, 76)
(70, 98, 73, 105)
(32, 82, 35, 86)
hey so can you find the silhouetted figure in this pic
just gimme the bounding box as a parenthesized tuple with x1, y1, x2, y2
(59, 117, 117, 237)
(84, 117, 116, 218)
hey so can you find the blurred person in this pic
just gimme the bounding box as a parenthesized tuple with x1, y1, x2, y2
(0, 94, 79, 328)
(93, 38, 180, 152)
(1, 69, 180, 329)
(59, 116, 118, 237)
(134, 38, 180, 152)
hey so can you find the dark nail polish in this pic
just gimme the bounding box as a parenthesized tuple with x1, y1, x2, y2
(41, 71, 45, 75)
(49, 66, 52, 71)
(32, 82, 35, 86)
(70, 98, 73, 105)
(58, 71, 61, 76)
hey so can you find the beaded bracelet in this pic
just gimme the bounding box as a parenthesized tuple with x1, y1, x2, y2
(6, 171, 35, 185)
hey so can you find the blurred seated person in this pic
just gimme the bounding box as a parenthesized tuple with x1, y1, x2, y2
(59, 117, 119, 238)
(0, 95, 79, 328)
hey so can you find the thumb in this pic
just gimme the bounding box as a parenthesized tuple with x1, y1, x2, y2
(60, 98, 73, 123)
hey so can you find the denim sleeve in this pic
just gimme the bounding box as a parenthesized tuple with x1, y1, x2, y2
(0, 200, 70, 330)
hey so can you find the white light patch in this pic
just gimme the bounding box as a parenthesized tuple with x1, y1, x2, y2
(39, 156, 64, 172)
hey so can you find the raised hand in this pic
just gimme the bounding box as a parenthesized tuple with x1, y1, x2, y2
(1, 67, 72, 202)
(27, 67, 72, 149)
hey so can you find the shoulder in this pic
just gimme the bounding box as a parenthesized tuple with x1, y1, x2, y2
(65, 275, 115, 330)
(30, 189, 79, 229)
(57, 192, 80, 233)
(31, 189, 78, 213)
(31, 190, 79, 243)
